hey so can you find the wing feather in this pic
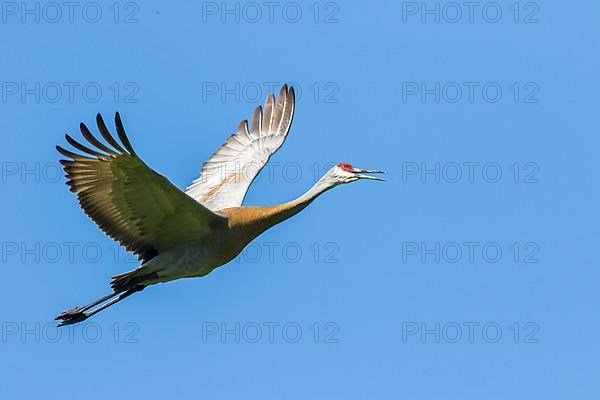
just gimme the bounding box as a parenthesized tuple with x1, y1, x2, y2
(185, 85, 296, 211)
(80, 122, 117, 155)
(115, 112, 137, 156)
(96, 113, 127, 154)
(58, 113, 227, 263)
(250, 105, 263, 139)
(262, 93, 275, 135)
(65, 134, 106, 157)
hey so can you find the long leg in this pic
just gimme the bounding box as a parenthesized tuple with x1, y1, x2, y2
(56, 292, 117, 317)
(55, 286, 144, 326)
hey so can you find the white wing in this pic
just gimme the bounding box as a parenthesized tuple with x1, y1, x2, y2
(185, 85, 295, 211)
(57, 113, 227, 263)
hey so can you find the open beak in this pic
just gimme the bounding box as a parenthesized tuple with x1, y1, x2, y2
(352, 167, 387, 181)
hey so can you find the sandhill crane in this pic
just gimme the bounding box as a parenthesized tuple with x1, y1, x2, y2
(54, 85, 385, 326)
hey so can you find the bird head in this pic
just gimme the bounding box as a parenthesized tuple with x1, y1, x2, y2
(325, 162, 386, 185)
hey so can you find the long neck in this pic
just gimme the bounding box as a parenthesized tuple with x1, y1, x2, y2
(227, 177, 334, 237)
(267, 178, 333, 225)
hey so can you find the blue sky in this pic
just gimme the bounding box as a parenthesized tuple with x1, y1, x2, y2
(0, 1, 598, 399)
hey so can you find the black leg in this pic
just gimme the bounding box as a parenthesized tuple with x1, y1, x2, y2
(55, 286, 144, 326)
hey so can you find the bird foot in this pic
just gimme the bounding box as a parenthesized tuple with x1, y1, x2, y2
(55, 307, 89, 326)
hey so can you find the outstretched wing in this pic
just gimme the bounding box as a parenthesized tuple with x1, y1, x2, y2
(185, 85, 295, 211)
(57, 113, 227, 263)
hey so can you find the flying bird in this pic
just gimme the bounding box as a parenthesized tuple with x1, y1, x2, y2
(55, 85, 385, 326)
